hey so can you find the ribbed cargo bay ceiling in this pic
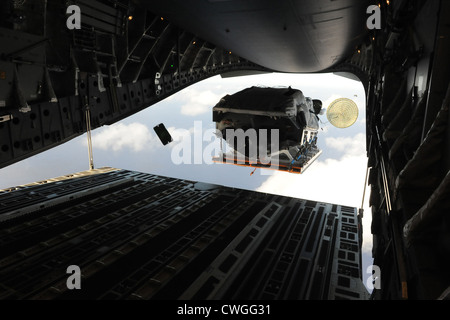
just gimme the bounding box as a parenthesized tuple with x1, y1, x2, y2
(138, 0, 372, 73)
(0, 0, 374, 169)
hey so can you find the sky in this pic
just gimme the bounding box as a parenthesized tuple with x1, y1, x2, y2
(0, 72, 373, 291)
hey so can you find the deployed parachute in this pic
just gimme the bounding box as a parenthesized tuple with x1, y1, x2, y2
(326, 98, 359, 128)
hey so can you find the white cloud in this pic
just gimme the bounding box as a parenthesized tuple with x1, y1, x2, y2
(168, 123, 223, 165)
(325, 133, 366, 157)
(167, 126, 194, 146)
(179, 89, 224, 116)
(257, 155, 367, 208)
(91, 122, 157, 152)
